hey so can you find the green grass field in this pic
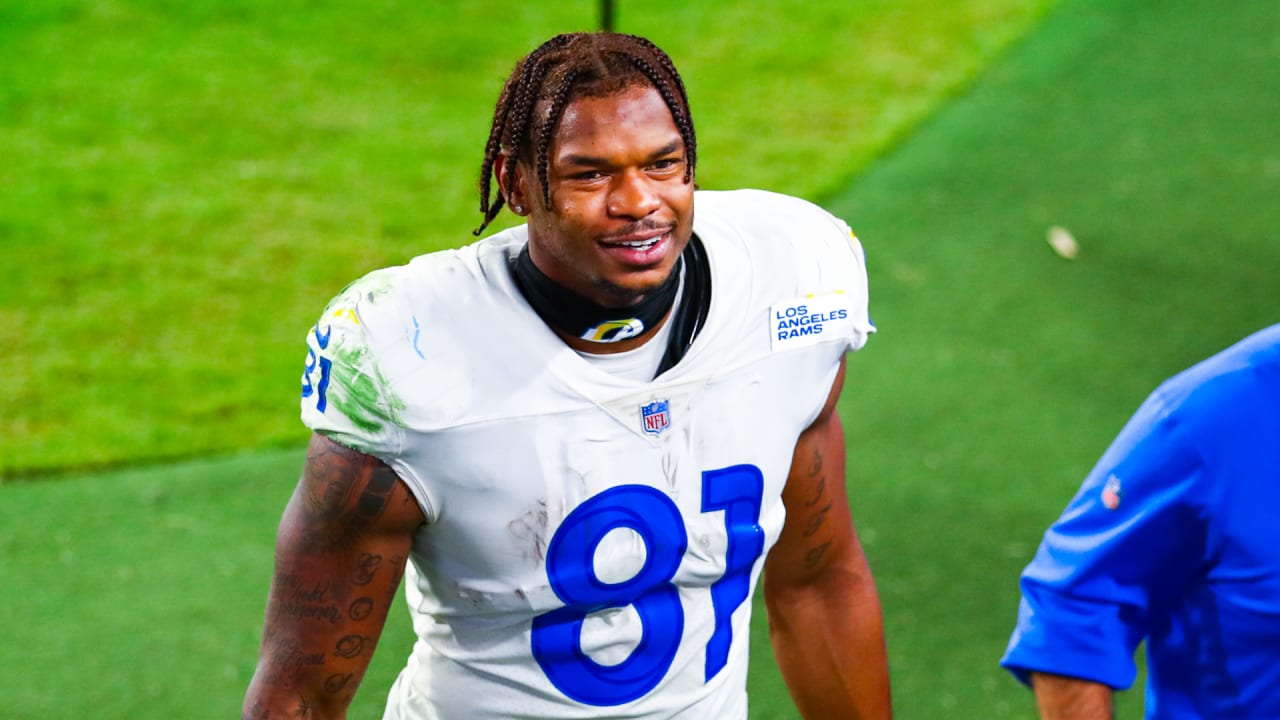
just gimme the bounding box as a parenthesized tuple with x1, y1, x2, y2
(1, 0, 1053, 476)
(5, 0, 1278, 717)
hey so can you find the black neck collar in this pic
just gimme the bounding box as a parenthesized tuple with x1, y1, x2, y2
(511, 235, 712, 376)
(511, 245, 683, 344)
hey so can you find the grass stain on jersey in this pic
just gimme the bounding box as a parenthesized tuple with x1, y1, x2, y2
(327, 335, 405, 439)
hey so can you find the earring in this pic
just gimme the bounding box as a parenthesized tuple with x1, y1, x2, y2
(512, 204, 524, 214)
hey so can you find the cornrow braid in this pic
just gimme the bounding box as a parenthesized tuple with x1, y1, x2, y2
(495, 52, 559, 225)
(477, 38, 566, 224)
(473, 32, 697, 236)
(533, 67, 582, 210)
(628, 35, 695, 174)
(476, 81, 515, 223)
(619, 54, 696, 185)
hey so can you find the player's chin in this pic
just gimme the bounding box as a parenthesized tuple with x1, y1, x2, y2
(597, 266, 677, 305)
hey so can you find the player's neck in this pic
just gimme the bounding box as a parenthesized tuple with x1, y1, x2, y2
(556, 310, 672, 354)
(511, 245, 680, 354)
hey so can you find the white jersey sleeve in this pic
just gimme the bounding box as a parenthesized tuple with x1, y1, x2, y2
(299, 269, 406, 459)
(693, 188, 875, 356)
(797, 198, 875, 353)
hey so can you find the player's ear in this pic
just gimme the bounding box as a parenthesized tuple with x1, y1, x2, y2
(495, 151, 531, 216)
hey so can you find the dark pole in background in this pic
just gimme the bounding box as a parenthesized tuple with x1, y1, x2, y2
(600, 0, 614, 31)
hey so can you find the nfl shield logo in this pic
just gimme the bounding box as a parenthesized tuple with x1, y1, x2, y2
(1102, 474, 1123, 510)
(641, 400, 671, 435)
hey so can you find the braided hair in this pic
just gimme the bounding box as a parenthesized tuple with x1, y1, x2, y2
(474, 33, 697, 236)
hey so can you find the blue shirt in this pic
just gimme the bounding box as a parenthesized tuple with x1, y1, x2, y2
(1001, 324, 1280, 718)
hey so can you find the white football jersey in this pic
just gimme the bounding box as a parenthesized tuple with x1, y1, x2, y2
(299, 189, 875, 719)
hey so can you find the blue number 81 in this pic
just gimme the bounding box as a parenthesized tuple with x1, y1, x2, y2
(531, 465, 765, 706)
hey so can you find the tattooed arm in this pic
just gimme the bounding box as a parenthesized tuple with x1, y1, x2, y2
(764, 358, 892, 719)
(243, 434, 425, 719)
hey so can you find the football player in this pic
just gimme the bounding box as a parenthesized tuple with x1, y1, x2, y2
(245, 32, 891, 719)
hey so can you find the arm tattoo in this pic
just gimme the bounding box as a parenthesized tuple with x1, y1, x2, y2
(804, 541, 832, 569)
(390, 555, 407, 577)
(353, 553, 383, 586)
(334, 634, 369, 659)
(348, 597, 374, 621)
(386, 555, 407, 605)
(803, 502, 832, 538)
(802, 448, 827, 508)
(355, 465, 398, 522)
(259, 639, 325, 685)
(804, 473, 827, 507)
(805, 448, 823, 478)
(272, 573, 342, 625)
(324, 673, 355, 694)
(305, 442, 358, 517)
(302, 441, 400, 528)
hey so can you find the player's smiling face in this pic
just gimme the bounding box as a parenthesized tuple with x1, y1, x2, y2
(514, 84, 694, 309)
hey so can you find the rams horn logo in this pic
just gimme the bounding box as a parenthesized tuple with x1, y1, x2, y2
(581, 318, 645, 343)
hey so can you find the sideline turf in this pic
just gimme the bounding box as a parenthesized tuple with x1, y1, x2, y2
(2, 0, 1054, 476)
(814, 0, 1278, 716)
(2, 3, 1058, 716)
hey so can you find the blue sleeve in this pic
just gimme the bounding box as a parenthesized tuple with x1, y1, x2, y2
(1000, 386, 1209, 689)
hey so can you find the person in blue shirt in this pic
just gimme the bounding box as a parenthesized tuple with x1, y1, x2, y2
(1001, 324, 1280, 719)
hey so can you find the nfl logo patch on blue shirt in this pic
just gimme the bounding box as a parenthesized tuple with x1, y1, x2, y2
(641, 400, 671, 435)
(1102, 474, 1123, 510)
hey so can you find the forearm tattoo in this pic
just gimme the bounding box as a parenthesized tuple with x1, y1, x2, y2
(803, 502, 832, 538)
(334, 634, 369, 659)
(259, 639, 325, 686)
(348, 597, 374, 621)
(274, 572, 343, 625)
(804, 540, 832, 569)
(241, 697, 313, 720)
(250, 439, 411, 710)
(324, 673, 355, 694)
